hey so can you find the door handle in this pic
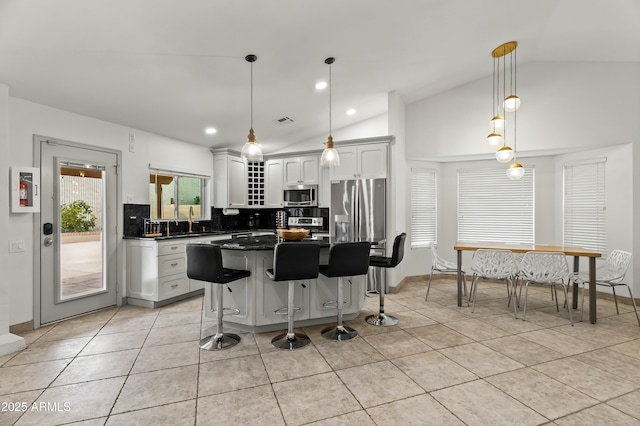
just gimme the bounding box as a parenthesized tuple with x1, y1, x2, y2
(43, 236, 53, 247)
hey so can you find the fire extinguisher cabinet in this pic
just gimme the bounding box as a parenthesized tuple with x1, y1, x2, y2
(11, 167, 40, 213)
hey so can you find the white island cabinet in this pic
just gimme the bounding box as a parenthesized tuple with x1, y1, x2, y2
(203, 245, 366, 333)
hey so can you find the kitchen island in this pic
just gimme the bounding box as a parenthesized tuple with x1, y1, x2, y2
(200, 235, 367, 333)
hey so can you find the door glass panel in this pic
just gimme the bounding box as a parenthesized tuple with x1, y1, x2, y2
(59, 165, 105, 300)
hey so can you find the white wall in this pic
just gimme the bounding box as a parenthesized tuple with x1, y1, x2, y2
(6, 96, 213, 326)
(272, 113, 388, 154)
(403, 62, 639, 296)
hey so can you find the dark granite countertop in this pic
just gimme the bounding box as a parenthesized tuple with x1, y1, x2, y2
(213, 234, 332, 251)
(122, 229, 276, 241)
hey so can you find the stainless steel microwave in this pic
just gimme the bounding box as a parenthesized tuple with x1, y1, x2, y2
(283, 185, 317, 207)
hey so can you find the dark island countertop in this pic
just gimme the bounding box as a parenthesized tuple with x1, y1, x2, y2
(212, 234, 332, 250)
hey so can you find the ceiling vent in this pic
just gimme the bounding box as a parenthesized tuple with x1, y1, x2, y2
(273, 116, 295, 126)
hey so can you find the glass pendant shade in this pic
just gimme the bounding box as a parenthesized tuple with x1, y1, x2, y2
(320, 136, 340, 166)
(496, 146, 514, 163)
(241, 128, 263, 162)
(486, 132, 503, 147)
(506, 162, 525, 180)
(491, 115, 505, 132)
(503, 95, 521, 112)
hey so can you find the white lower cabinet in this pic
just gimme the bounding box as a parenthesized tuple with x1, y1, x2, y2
(126, 234, 232, 307)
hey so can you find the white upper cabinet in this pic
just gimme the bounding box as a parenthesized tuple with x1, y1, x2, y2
(284, 155, 319, 185)
(213, 153, 247, 208)
(330, 143, 388, 181)
(264, 159, 284, 208)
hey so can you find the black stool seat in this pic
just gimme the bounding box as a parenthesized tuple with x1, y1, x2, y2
(366, 233, 406, 327)
(319, 242, 371, 341)
(266, 242, 320, 350)
(186, 244, 250, 350)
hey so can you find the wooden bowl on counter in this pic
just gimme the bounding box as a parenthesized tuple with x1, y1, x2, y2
(277, 228, 310, 241)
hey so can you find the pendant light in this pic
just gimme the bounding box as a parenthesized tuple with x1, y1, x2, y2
(503, 42, 521, 112)
(487, 50, 504, 148)
(490, 41, 525, 179)
(506, 87, 525, 180)
(320, 57, 340, 167)
(240, 54, 263, 162)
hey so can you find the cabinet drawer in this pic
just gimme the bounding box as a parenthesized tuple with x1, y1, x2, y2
(158, 254, 186, 277)
(158, 275, 189, 300)
(158, 242, 186, 256)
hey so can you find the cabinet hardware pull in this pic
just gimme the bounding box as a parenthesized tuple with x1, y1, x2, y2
(171, 246, 178, 249)
(171, 284, 178, 288)
(171, 262, 178, 266)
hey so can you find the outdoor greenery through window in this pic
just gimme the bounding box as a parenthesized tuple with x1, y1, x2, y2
(410, 168, 437, 249)
(149, 171, 206, 220)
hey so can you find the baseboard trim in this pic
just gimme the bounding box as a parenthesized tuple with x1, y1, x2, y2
(9, 320, 34, 334)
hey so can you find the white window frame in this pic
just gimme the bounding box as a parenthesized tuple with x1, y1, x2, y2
(410, 168, 437, 249)
(563, 158, 606, 254)
(457, 166, 535, 244)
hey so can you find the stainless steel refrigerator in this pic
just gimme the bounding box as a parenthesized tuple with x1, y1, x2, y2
(331, 178, 386, 294)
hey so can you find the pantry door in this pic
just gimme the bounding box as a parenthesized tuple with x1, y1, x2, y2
(36, 137, 120, 325)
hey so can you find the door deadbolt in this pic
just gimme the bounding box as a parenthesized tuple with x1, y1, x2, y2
(43, 237, 53, 247)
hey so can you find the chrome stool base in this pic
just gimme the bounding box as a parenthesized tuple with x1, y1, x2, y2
(199, 333, 241, 351)
(365, 313, 399, 327)
(321, 324, 358, 341)
(271, 332, 311, 350)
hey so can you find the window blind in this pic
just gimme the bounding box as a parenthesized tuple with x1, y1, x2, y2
(410, 168, 437, 248)
(457, 166, 535, 244)
(563, 159, 606, 254)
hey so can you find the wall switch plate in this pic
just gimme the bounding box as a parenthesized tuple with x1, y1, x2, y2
(129, 143, 135, 153)
(9, 240, 25, 253)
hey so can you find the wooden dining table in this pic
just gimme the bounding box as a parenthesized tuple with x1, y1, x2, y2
(454, 242, 602, 324)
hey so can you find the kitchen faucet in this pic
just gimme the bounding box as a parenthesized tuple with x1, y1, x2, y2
(188, 206, 194, 233)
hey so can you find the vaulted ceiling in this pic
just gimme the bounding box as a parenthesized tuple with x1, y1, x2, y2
(1, 0, 638, 153)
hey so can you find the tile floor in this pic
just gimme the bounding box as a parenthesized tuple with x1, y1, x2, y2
(1, 277, 639, 425)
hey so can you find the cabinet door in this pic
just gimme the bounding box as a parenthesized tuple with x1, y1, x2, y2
(227, 156, 247, 207)
(358, 144, 388, 179)
(212, 155, 228, 208)
(330, 146, 358, 181)
(299, 155, 319, 184)
(318, 161, 331, 207)
(283, 158, 301, 185)
(264, 159, 284, 207)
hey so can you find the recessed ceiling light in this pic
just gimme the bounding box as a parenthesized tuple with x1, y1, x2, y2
(205, 128, 217, 135)
(315, 81, 327, 90)
(346, 109, 356, 116)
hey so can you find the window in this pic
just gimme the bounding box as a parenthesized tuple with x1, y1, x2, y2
(149, 169, 207, 220)
(458, 166, 535, 244)
(410, 168, 437, 248)
(563, 159, 606, 254)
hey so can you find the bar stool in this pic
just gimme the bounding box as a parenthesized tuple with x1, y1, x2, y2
(320, 241, 371, 341)
(266, 242, 320, 350)
(186, 244, 250, 350)
(365, 233, 406, 327)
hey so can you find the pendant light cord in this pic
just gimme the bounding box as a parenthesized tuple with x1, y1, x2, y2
(250, 61, 253, 130)
(502, 49, 507, 147)
(329, 61, 332, 136)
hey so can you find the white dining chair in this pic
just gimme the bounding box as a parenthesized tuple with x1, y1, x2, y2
(519, 252, 573, 325)
(469, 249, 519, 313)
(426, 243, 467, 302)
(574, 250, 638, 326)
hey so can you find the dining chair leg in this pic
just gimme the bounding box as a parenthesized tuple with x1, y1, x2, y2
(425, 267, 434, 301)
(471, 275, 480, 312)
(560, 284, 573, 325)
(580, 282, 586, 322)
(612, 287, 619, 314)
(554, 286, 560, 312)
(622, 284, 640, 327)
(522, 282, 530, 321)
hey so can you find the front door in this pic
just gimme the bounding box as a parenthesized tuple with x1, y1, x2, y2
(37, 137, 119, 325)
